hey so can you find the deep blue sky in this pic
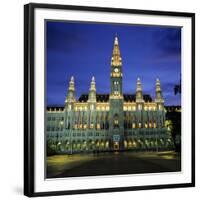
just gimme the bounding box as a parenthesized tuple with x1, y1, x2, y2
(46, 21, 181, 106)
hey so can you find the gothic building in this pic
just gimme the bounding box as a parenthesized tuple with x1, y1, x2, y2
(46, 36, 173, 154)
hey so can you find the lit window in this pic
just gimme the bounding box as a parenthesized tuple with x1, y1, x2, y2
(90, 105, 94, 110)
(90, 123, 94, 129)
(149, 106, 152, 111)
(132, 123, 136, 128)
(138, 123, 142, 128)
(128, 106, 131, 111)
(97, 124, 100, 129)
(149, 123, 152, 128)
(114, 81, 119, 85)
(153, 122, 156, 128)
(145, 123, 148, 128)
(84, 124, 87, 129)
(114, 91, 119, 95)
(138, 104, 142, 110)
(114, 119, 119, 125)
(68, 105, 71, 110)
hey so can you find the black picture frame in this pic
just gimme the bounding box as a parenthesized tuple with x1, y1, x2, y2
(24, 3, 195, 197)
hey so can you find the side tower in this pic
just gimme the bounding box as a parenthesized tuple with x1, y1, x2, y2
(87, 76, 97, 130)
(109, 35, 124, 151)
(64, 76, 76, 141)
(155, 78, 165, 128)
(136, 78, 145, 128)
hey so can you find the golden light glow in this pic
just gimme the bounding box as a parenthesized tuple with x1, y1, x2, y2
(110, 72, 123, 77)
(83, 124, 87, 129)
(97, 124, 100, 129)
(138, 104, 142, 110)
(123, 106, 127, 111)
(114, 119, 119, 125)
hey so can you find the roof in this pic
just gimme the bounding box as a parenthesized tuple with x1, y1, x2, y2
(78, 94, 152, 102)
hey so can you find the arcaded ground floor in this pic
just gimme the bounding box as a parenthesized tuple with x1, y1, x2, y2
(46, 151, 181, 178)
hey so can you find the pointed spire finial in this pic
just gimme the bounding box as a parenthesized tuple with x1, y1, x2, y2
(68, 76, 75, 91)
(156, 78, 161, 86)
(136, 77, 143, 102)
(111, 35, 121, 66)
(90, 76, 96, 91)
(114, 35, 119, 45)
(155, 78, 163, 101)
(65, 76, 76, 103)
(136, 78, 142, 90)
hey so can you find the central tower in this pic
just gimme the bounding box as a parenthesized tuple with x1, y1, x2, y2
(109, 35, 124, 151)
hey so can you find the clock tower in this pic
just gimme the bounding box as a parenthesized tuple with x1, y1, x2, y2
(110, 36, 123, 97)
(109, 35, 124, 151)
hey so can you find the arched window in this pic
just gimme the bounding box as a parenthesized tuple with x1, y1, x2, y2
(113, 114, 119, 129)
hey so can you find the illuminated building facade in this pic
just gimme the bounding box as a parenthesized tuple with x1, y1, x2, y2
(46, 36, 173, 153)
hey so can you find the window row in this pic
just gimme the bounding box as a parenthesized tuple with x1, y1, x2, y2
(47, 116, 64, 121)
(47, 126, 63, 131)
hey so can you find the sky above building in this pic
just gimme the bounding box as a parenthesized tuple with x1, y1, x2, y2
(46, 21, 181, 106)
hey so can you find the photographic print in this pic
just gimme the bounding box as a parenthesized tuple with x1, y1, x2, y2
(46, 21, 181, 178)
(24, 3, 195, 197)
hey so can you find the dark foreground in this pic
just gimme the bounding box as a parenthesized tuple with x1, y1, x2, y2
(47, 151, 181, 178)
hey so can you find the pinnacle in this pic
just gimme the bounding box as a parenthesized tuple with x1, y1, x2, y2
(70, 76, 74, 82)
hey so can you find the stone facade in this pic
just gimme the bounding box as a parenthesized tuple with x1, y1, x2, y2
(46, 36, 174, 154)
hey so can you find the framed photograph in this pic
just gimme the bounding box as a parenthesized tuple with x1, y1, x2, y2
(24, 3, 195, 197)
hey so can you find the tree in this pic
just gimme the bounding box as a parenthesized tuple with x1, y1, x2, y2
(174, 75, 181, 95)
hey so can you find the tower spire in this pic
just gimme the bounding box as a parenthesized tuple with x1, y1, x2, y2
(69, 76, 75, 91)
(88, 76, 96, 103)
(155, 78, 164, 103)
(111, 34, 122, 66)
(136, 77, 144, 102)
(90, 76, 96, 92)
(65, 76, 76, 103)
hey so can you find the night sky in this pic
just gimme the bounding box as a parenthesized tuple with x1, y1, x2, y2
(46, 21, 181, 106)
